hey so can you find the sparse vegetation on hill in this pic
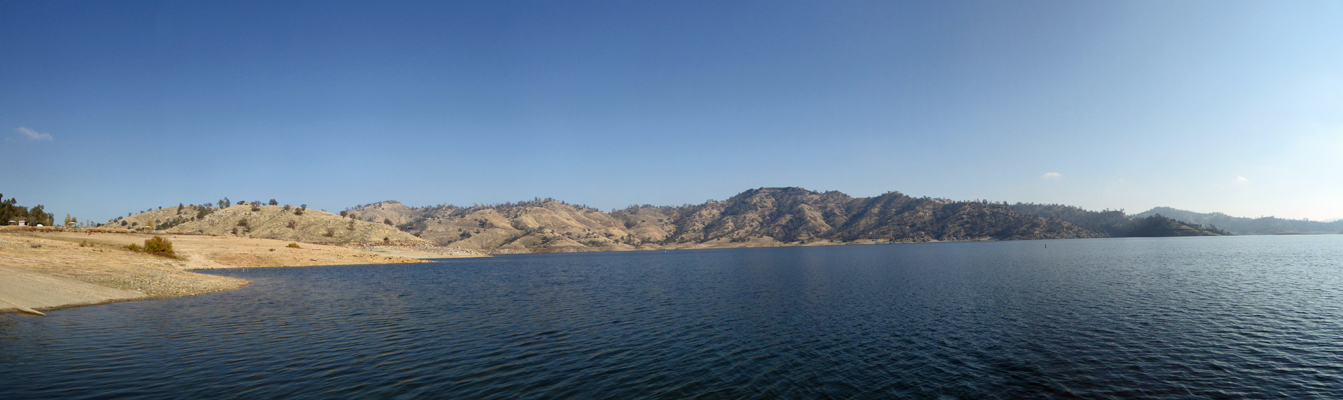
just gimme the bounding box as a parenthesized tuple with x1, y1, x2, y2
(111, 205, 429, 245)
(1011, 204, 1240, 237)
(109, 187, 1296, 256)
(1011, 203, 1133, 237)
(1126, 214, 1230, 237)
(350, 187, 1102, 254)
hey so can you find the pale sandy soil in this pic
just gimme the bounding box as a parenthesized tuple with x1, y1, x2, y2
(350, 243, 486, 259)
(0, 265, 144, 316)
(0, 228, 473, 315)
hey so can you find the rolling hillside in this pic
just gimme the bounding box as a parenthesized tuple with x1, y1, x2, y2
(107, 203, 430, 244)
(349, 187, 1101, 254)
(1010, 203, 1237, 237)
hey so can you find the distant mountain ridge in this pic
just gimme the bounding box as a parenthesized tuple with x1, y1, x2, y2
(1131, 207, 1343, 235)
(346, 187, 1105, 254)
(103, 188, 1318, 255)
(1125, 214, 1232, 237)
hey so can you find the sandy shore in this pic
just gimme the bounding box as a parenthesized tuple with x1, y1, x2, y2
(0, 228, 479, 315)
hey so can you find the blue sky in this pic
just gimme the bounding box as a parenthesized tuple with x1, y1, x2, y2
(3, 1, 1340, 223)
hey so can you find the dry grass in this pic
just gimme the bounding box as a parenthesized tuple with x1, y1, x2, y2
(0, 228, 432, 301)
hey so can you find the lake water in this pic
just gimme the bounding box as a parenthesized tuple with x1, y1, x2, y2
(3, 236, 1342, 399)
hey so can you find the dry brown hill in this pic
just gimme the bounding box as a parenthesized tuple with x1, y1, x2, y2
(351, 187, 1100, 254)
(386, 200, 648, 253)
(107, 203, 430, 245)
(344, 200, 435, 227)
(833, 192, 1092, 241)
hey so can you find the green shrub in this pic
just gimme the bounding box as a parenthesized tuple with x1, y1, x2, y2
(142, 236, 174, 253)
(127, 243, 140, 251)
(287, 242, 301, 249)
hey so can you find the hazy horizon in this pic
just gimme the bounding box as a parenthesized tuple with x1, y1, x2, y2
(3, 1, 1340, 223)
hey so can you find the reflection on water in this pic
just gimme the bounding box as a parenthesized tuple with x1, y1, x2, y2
(3, 236, 1343, 398)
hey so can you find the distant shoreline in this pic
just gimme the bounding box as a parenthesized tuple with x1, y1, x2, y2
(478, 232, 1338, 255)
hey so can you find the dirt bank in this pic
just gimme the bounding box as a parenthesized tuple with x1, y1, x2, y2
(0, 228, 471, 315)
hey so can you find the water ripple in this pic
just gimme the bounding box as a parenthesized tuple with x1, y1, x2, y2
(3, 236, 1343, 398)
